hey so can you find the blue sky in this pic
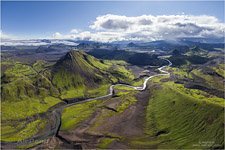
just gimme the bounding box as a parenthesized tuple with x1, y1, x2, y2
(1, 1, 224, 40)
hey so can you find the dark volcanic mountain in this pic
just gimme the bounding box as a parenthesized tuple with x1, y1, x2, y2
(88, 49, 167, 66)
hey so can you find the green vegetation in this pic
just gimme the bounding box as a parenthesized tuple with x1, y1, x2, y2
(1, 97, 61, 120)
(131, 78, 144, 86)
(98, 138, 115, 148)
(32, 60, 48, 72)
(88, 49, 166, 66)
(1, 123, 26, 139)
(169, 67, 192, 79)
(1, 119, 47, 142)
(60, 86, 85, 99)
(1, 51, 136, 120)
(213, 64, 225, 78)
(88, 92, 137, 132)
(116, 94, 137, 113)
(61, 89, 136, 131)
(52, 51, 109, 92)
(110, 65, 135, 82)
(4, 62, 36, 78)
(104, 60, 127, 66)
(114, 85, 135, 91)
(169, 55, 209, 67)
(16, 140, 44, 149)
(191, 68, 224, 90)
(60, 84, 110, 99)
(2, 48, 223, 149)
(144, 81, 224, 149)
(85, 54, 111, 70)
(85, 84, 110, 97)
(1, 60, 58, 101)
(1, 51, 138, 144)
(61, 100, 102, 131)
(185, 46, 208, 56)
(52, 51, 135, 95)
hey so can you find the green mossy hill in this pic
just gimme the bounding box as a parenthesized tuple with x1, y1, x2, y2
(169, 55, 209, 67)
(144, 82, 224, 149)
(1, 61, 58, 102)
(170, 57, 225, 98)
(51, 50, 135, 92)
(52, 51, 105, 90)
(186, 46, 208, 56)
(168, 47, 212, 67)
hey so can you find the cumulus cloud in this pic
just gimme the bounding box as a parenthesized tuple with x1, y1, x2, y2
(52, 32, 63, 39)
(52, 14, 225, 42)
(90, 14, 154, 30)
(70, 29, 79, 33)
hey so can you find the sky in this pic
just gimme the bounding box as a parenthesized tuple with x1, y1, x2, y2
(1, 1, 225, 42)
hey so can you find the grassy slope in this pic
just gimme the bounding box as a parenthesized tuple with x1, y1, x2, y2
(1, 61, 61, 120)
(52, 51, 135, 99)
(1, 97, 61, 120)
(61, 100, 102, 131)
(129, 83, 223, 149)
(213, 64, 225, 78)
(61, 90, 137, 131)
(145, 82, 223, 149)
(1, 61, 61, 142)
(139, 75, 224, 149)
(1, 119, 47, 142)
(98, 138, 116, 149)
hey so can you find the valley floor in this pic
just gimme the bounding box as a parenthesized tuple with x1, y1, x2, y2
(36, 79, 224, 149)
(34, 65, 224, 149)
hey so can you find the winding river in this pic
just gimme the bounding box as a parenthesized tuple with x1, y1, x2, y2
(1, 57, 172, 148)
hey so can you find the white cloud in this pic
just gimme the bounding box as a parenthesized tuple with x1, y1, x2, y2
(70, 29, 79, 33)
(90, 14, 154, 31)
(1, 39, 78, 46)
(0, 31, 16, 40)
(52, 14, 225, 42)
(52, 32, 63, 39)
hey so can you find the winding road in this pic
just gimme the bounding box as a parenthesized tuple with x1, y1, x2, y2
(1, 57, 172, 149)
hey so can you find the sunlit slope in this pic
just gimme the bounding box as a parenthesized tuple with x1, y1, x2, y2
(1, 61, 61, 120)
(52, 51, 106, 90)
(51, 50, 135, 99)
(169, 57, 224, 98)
(142, 81, 224, 149)
(1, 61, 58, 102)
(143, 58, 224, 149)
(139, 59, 225, 149)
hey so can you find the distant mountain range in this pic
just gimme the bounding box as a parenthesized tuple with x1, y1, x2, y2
(1, 37, 224, 53)
(1, 37, 224, 46)
(125, 40, 224, 51)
